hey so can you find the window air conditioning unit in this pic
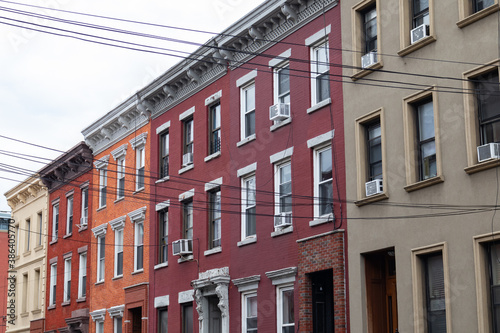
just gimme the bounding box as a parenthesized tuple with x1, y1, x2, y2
(269, 103, 290, 121)
(182, 152, 193, 166)
(361, 51, 377, 69)
(80, 217, 88, 225)
(274, 213, 292, 228)
(172, 239, 193, 256)
(365, 179, 383, 197)
(411, 24, 429, 44)
(477, 143, 500, 162)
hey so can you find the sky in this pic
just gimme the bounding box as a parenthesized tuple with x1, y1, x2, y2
(0, 0, 266, 213)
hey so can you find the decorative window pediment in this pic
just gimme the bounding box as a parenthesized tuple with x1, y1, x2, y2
(93, 155, 109, 169)
(91, 223, 108, 238)
(130, 132, 148, 150)
(109, 216, 126, 231)
(128, 206, 147, 224)
(111, 144, 128, 160)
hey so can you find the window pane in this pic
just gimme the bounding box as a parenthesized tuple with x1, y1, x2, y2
(245, 85, 255, 111)
(246, 207, 256, 237)
(278, 66, 290, 96)
(319, 182, 333, 216)
(282, 289, 294, 324)
(418, 101, 435, 141)
(364, 7, 377, 53)
(414, 0, 429, 13)
(159, 309, 168, 333)
(425, 254, 446, 333)
(316, 73, 330, 102)
(315, 46, 329, 73)
(319, 149, 333, 182)
(245, 111, 255, 137)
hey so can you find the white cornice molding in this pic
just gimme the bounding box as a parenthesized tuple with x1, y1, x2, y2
(93, 155, 109, 169)
(107, 305, 125, 318)
(130, 132, 148, 150)
(90, 309, 106, 322)
(232, 275, 260, 292)
(128, 206, 147, 224)
(91, 223, 108, 238)
(109, 216, 126, 231)
(265, 267, 297, 285)
(111, 144, 128, 160)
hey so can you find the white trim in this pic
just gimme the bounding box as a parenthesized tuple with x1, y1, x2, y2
(108, 216, 126, 231)
(232, 275, 260, 293)
(179, 106, 195, 121)
(178, 290, 194, 303)
(156, 120, 171, 134)
(307, 130, 335, 148)
(91, 223, 108, 238)
(269, 49, 292, 67)
(93, 155, 110, 169)
(156, 200, 170, 211)
(129, 132, 148, 150)
(236, 134, 256, 147)
(265, 266, 297, 285)
(269, 147, 294, 164)
(110, 144, 128, 160)
(78, 252, 87, 299)
(205, 177, 223, 192)
(154, 295, 170, 308)
(306, 98, 332, 114)
(90, 309, 107, 322)
(236, 69, 258, 87)
(108, 305, 125, 318)
(179, 188, 195, 201)
(128, 206, 147, 224)
(205, 90, 222, 106)
(237, 163, 257, 178)
(305, 25, 332, 46)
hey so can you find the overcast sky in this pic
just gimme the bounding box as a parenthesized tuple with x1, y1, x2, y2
(0, 0, 266, 213)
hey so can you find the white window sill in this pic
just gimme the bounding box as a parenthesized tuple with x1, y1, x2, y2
(114, 197, 125, 204)
(34, 245, 44, 252)
(309, 214, 334, 227)
(271, 226, 293, 237)
(49, 239, 58, 245)
(132, 269, 144, 275)
(133, 187, 145, 195)
(95, 281, 104, 286)
(307, 98, 331, 114)
(179, 164, 194, 175)
(154, 262, 169, 270)
(63, 233, 72, 239)
(47, 305, 56, 310)
(237, 236, 257, 247)
(112, 275, 123, 280)
(96, 205, 107, 212)
(61, 300, 70, 307)
(237, 134, 256, 147)
(156, 176, 170, 184)
(178, 254, 194, 263)
(20, 312, 29, 318)
(204, 247, 222, 256)
(270, 117, 292, 132)
(76, 297, 86, 303)
(204, 151, 221, 162)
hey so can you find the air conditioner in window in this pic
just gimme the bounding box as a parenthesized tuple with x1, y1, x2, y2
(477, 143, 500, 162)
(172, 239, 193, 256)
(365, 179, 383, 197)
(274, 213, 292, 228)
(411, 24, 429, 44)
(80, 217, 88, 225)
(361, 51, 377, 69)
(269, 103, 290, 121)
(182, 152, 193, 166)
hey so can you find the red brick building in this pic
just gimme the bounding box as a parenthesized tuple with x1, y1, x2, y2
(143, 0, 347, 332)
(39, 142, 93, 333)
(82, 100, 152, 333)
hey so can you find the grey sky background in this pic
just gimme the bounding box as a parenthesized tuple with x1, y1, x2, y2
(0, 0, 266, 213)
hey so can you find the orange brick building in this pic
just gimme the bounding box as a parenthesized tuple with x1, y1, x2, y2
(82, 100, 152, 333)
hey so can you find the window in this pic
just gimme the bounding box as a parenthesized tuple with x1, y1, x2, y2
(50, 263, 57, 306)
(403, 88, 442, 189)
(81, 187, 88, 225)
(22, 273, 27, 313)
(34, 269, 40, 309)
(37, 212, 43, 246)
(314, 146, 333, 218)
(412, 244, 449, 333)
(243, 293, 258, 333)
(278, 286, 295, 333)
(183, 118, 194, 165)
(182, 303, 193, 333)
(159, 210, 168, 264)
(136, 147, 145, 190)
(99, 168, 107, 208)
(64, 258, 71, 302)
(134, 222, 144, 271)
(114, 317, 122, 333)
(97, 235, 105, 282)
(78, 252, 87, 298)
(160, 131, 169, 178)
(310, 41, 330, 106)
(352, 1, 381, 78)
(242, 175, 256, 239)
(52, 203, 59, 242)
(115, 228, 123, 277)
(364, 6, 377, 55)
(117, 157, 125, 199)
(96, 321, 104, 333)
(398, 0, 435, 55)
(209, 103, 221, 155)
(241, 83, 256, 140)
(474, 70, 500, 145)
(474, 0, 495, 12)
(15, 226, 19, 255)
(158, 308, 168, 333)
(457, 0, 498, 26)
(367, 121, 382, 181)
(66, 195, 73, 234)
(25, 219, 30, 251)
(412, 0, 429, 28)
(275, 162, 292, 218)
(209, 189, 221, 249)
(183, 201, 193, 240)
(274, 64, 290, 104)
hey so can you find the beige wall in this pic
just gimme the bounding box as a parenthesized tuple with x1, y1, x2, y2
(342, 0, 500, 331)
(5, 177, 48, 333)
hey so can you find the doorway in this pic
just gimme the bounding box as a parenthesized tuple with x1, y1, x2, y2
(130, 307, 142, 333)
(207, 295, 222, 333)
(310, 269, 334, 333)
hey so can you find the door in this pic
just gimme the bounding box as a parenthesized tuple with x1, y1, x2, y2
(208, 295, 222, 333)
(311, 270, 334, 333)
(130, 307, 142, 333)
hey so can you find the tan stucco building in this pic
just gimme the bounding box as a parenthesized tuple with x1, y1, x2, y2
(342, 0, 500, 332)
(5, 176, 48, 333)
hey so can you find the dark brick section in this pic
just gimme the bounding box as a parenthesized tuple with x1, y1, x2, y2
(298, 231, 346, 333)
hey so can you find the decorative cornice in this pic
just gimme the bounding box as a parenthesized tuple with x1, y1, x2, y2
(110, 144, 128, 160)
(91, 223, 108, 238)
(93, 155, 109, 169)
(107, 305, 125, 318)
(130, 132, 148, 150)
(109, 216, 126, 231)
(155, 200, 170, 212)
(5, 176, 46, 210)
(265, 267, 297, 285)
(232, 275, 260, 293)
(128, 206, 147, 224)
(89, 309, 106, 322)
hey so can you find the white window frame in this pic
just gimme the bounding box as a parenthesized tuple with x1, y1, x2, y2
(313, 145, 333, 221)
(52, 203, 59, 242)
(66, 195, 73, 235)
(310, 40, 330, 107)
(242, 292, 258, 333)
(81, 187, 88, 226)
(241, 174, 256, 240)
(78, 252, 87, 299)
(15, 226, 19, 255)
(136, 147, 145, 191)
(96, 321, 104, 333)
(240, 82, 256, 141)
(97, 235, 105, 282)
(277, 284, 295, 333)
(158, 209, 168, 264)
(274, 161, 292, 217)
(115, 228, 124, 277)
(117, 157, 125, 199)
(63, 258, 71, 302)
(25, 218, 30, 251)
(134, 222, 144, 272)
(99, 168, 107, 208)
(50, 263, 57, 306)
(37, 212, 43, 246)
(114, 316, 122, 333)
(273, 63, 291, 105)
